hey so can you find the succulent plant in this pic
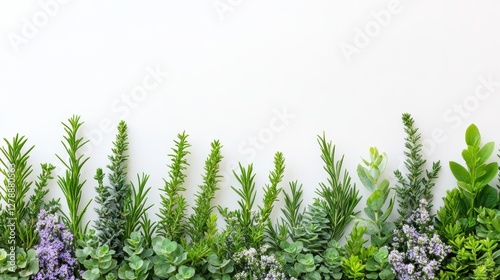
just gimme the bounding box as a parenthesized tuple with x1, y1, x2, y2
(118, 232, 153, 280)
(76, 229, 118, 280)
(0, 247, 39, 280)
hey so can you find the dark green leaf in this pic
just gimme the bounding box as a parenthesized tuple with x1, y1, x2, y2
(475, 185, 499, 209)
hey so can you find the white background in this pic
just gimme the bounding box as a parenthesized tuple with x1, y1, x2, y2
(2, 0, 500, 229)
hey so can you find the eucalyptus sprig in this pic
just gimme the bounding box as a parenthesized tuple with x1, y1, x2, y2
(356, 147, 395, 247)
(394, 113, 441, 223)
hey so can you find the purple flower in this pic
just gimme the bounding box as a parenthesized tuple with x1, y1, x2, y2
(389, 199, 451, 280)
(33, 208, 78, 280)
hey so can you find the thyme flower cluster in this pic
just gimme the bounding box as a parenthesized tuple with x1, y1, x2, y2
(33, 208, 78, 280)
(388, 199, 451, 280)
(233, 244, 287, 280)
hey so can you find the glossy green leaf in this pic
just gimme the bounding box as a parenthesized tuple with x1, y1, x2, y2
(465, 124, 480, 147)
(475, 185, 499, 209)
(477, 142, 495, 164)
(450, 161, 470, 183)
(478, 162, 498, 186)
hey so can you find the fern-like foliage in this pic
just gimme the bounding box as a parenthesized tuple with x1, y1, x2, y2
(94, 120, 130, 261)
(394, 113, 441, 223)
(157, 132, 190, 242)
(187, 140, 223, 243)
(316, 133, 361, 241)
(55, 115, 92, 241)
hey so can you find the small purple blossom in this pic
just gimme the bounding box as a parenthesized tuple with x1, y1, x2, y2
(33, 208, 78, 280)
(389, 199, 451, 280)
(233, 245, 286, 280)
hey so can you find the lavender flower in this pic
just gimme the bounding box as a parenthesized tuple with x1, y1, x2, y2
(389, 199, 451, 280)
(33, 208, 78, 280)
(233, 244, 287, 280)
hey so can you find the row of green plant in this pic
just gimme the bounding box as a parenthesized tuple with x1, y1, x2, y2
(0, 113, 499, 279)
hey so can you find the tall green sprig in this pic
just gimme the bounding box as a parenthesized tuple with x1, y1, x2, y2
(94, 120, 130, 260)
(219, 152, 285, 252)
(237, 152, 285, 247)
(437, 124, 499, 237)
(450, 124, 498, 216)
(267, 181, 304, 248)
(316, 133, 361, 241)
(187, 140, 223, 243)
(228, 162, 257, 244)
(158, 132, 190, 242)
(0, 135, 33, 249)
(56, 115, 92, 241)
(183, 140, 223, 269)
(356, 147, 395, 247)
(0, 135, 56, 250)
(259, 152, 285, 228)
(124, 173, 153, 239)
(394, 113, 441, 223)
(24, 163, 57, 249)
